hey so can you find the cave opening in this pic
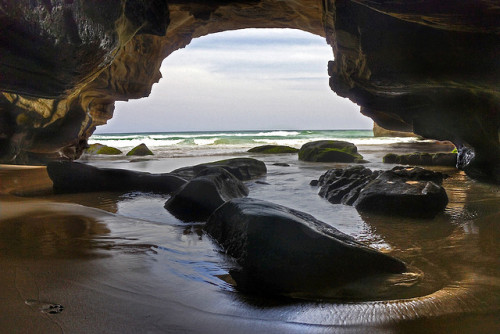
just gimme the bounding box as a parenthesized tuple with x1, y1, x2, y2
(96, 28, 371, 134)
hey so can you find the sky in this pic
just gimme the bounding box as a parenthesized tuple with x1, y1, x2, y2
(96, 28, 373, 133)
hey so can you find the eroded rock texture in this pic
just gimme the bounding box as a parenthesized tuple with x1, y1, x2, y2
(0, 1, 498, 182)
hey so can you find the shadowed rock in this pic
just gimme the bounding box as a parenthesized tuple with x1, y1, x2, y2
(383, 152, 457, 167)
(313, 166, 448, 218)
(170, 157, 266, 181)
(205, 198, 407, 297)
(298, 140, 365, 163)
(353, 168, 449, 218)
(47, 161, 185, 194)
(165, 167, 249, 222)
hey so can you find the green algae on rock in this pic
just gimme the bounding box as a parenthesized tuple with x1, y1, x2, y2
(248, 145, 299, 154)
(86, 143, 122, 155)
(298, 140, 365, 163)
(126, 144, 154, 156)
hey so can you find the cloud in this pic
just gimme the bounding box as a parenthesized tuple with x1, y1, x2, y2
(98, 29, 372, 133)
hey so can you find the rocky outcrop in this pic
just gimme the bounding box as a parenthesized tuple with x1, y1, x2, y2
(299, 140, 365, 163)
(313, 166, 448, 218)
(383, 152, 458, 167)
(170, 157, 266, 181)
(205, 198, 406, 297)
(165, 167, 248, 222)
(47, 161, 186, 193)
(0, 1, 498, 182)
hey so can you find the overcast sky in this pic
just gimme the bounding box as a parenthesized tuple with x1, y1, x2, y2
(96, 29, 372, 133)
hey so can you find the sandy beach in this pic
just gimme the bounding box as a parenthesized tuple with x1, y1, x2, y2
(1, 142, 500, 333)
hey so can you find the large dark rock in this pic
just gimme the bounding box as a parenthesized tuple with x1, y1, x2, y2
(313, 166, 448, 218)
(165, 167, 249, 222)
(298, 140, 365, 163)
(383, 152, 457, 167)
(353, 167, 449, 218)
(170, 158, 267, 181)
(47, 161, 185, 194)
(205, 198, 407, 297)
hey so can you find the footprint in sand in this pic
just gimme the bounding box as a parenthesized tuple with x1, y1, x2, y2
(25, 300, 64, 314)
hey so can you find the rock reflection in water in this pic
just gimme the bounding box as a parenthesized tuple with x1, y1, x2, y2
(0, 211, 111, 259)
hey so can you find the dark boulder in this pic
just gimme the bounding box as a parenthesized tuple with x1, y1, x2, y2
(248, 145, 299, 154)
(353, 167, 449, 218)
(170, 157, 266, 181)
(205, 198, 407, 297)
(313, 166, 448, 218)
(47, 161, 186, 194)
(314, 166, 380, 205)
(165, 167, 249, 222)
(126, 143, 154, 156)
(298, 140, 365, 163)
(383, 152, 457, 167)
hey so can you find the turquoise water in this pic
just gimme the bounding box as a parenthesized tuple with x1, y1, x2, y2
(89, 129, 420, 158)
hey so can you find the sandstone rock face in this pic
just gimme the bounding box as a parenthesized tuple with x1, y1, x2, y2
(373, 123, 417, 138)
(0, 1, 498, 182)
(205, 198, 407, 297)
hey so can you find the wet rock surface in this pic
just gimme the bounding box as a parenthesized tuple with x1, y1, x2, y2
(313, 166, 448, 218)
(170, 157, 267, 181)
(383, 152, 457, 167)
(298, 140, 365, 163)
(165, 167, 249, 222)
(205, 197, 407, 297)
(47, 161, 185, 194)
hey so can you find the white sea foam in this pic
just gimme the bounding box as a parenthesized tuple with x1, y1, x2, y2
(88, 130, 423, 158)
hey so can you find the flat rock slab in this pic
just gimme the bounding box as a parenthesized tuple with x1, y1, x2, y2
(205, 198, 406, 297)
(47, 161, 185, 194)
(165, 167, 249, 222)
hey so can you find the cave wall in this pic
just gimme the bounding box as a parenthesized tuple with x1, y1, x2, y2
(0, 0, 499, 182)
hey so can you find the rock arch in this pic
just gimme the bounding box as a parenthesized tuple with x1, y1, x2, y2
(0, 0, 498, 182)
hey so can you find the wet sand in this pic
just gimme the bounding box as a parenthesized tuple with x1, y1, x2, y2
(1, 145, 499, 333)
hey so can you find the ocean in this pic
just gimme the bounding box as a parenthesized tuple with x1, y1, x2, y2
(88, 129, 420, 159)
